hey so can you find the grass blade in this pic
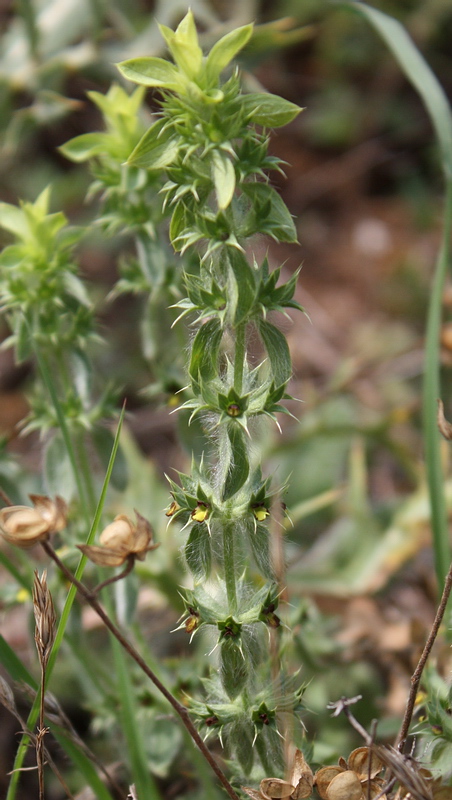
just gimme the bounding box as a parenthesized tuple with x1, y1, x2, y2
(339, 1, 452, 592)
(6, 406, 126, 800)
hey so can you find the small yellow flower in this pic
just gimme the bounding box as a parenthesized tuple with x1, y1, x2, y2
(78, 511, 159, 567)
(191, 502, 210, 523)
(0, 495, 67, 549)
(252, 504, 270, 522)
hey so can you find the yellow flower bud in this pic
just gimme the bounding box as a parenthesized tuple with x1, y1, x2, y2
(0, 496, 67, 549)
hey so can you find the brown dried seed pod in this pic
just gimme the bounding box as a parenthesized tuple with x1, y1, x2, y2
(433, 788, 452, 800)
(315, 766, 344, 799)
(348, 747, 384, 779)
(326, 770, 364, 800)
(291, 751, 314, 799)
(338, 757, 348, 771)
(260, 778, 295, 799)
(361, 779, 386, 800)
(242, 789, 264, 800)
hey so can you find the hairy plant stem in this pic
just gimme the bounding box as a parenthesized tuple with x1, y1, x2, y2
(41, 541, 241, 800)
(233, 322, 246, 395)
(223, 521, 238, 614)
(395, 558, 452, 751)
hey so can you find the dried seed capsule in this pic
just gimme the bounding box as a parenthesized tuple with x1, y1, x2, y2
(260, 778, 295, 799)
(78, 511, 158, 566)
(290, 749, 314, 799)
(326, 770, 364, 800)
(348, 747, 384, 779)
(0, 496, 67, 548)
(315, 766, 344, 799)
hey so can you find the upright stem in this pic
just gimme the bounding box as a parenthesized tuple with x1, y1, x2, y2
(423, 177, 452, 595)
(223, 521, 238, 614)
(233, 322, 246, 395)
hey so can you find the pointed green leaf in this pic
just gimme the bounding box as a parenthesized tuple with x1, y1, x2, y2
(189, 318, 222, 387)
(227, 250, 256, 326)
(159, 11, 203, 79)
(212, 150, 236, 210)
(242, 182, 298, 242)
(117, 57, 183, 90)
(185, 522, 212, 580)
(128, 119, 180, 169)
(169, 202, 187, 247)
(0, 203, 27, 239)
(220, 639, 248, 699)
(34, 185, 51, 216)
(241, 92, 303, 127)
(205, 24, 253, 84)
(258, 318, 292, 387)
(59, 132, 109, 163)
(223, 423, 249, 500)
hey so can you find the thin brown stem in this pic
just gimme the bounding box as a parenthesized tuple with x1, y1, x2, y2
(93, 555, 135, 595)
(395, 559, 452, 752)
(37, 666, 46, 800)
(42, 542, 241, 800)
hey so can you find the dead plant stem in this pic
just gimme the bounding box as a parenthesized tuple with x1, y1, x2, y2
(395, 559, 452, 751)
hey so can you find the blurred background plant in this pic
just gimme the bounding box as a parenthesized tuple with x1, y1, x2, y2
(1, 0, 452, 798)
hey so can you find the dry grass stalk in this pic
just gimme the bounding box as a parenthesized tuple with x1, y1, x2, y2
(0, 677, 76, 798)
(32, 569, 57, 800)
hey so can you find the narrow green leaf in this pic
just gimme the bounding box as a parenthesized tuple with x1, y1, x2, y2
(0, 637, 115, 800)
(117, 57, 183, 91)
(159, 13, 203, 80)
(212, 151, 236, 210)
(0, 203, 27, 239)
(223, 423, 249, 500)
(112, 636, 161, 799)
(227, 250, 256, 326)
(205, 24, 253, 84)
(247, 522, 273, 579)
(59, 133, 109, 163)
(92, 427, 128, 492)
(219, 640, 248, 699)
(242, 182, 298, 242)
(0, 634, 38, 688)
(128, 120, 180, 169)
(6, 406, 126, 800)
(185, 523, 212, 580)
(169, 202, 187, 247)
(241, 93, 303, 128)
(0, 552, 31, 591)
(189, 318, 222, 387)
(51, 734, 116, 800)
(43, 431, 78, 499)
(342, 1, 452, 179)
(340, 2, 452, 592)
(258, 318, 292, 387)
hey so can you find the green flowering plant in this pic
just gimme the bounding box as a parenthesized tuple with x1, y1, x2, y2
(117, 9, 306, 777)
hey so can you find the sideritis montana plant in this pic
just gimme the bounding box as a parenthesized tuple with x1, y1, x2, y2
(0, 9, 312, 800)
(115, 8, 306, 781)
